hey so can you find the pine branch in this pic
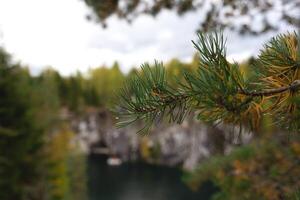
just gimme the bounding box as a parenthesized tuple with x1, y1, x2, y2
(115, 61, 193, 133)
(240, 80, 300, 97)
(115, 31, 300, 132)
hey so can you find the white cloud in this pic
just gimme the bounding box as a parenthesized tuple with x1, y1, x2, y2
(0, 0, 296, 75)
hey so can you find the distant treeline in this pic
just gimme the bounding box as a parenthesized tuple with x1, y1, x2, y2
(0, 46, 259, 200)
(27, 54, 205, 112)
(0, 47, 216, 200)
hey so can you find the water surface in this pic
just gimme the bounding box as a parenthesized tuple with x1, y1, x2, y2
(88, 155, 217, 200)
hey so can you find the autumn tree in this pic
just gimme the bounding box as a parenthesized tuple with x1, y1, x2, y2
(0, 49, 88, 200)
(87, 62, 125, 107)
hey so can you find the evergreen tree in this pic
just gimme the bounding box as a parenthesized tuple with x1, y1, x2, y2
(115, 31, 300, 199)
(0, 48, 45, 200)
(88, 63, 125, 107)
(116, 31, 300, 133)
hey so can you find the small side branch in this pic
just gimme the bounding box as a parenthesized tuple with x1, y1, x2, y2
(240, 80, 300, 97)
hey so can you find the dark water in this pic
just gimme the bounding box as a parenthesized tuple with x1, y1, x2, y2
(87, 155, 217, 200)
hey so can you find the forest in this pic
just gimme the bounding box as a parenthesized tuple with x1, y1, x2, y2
(1, 0, 300, 200)
(0, 47, 202, 199)
(2, 37, 300, 199)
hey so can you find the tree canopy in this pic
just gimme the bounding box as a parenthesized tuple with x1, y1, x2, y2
(83, 0, 300, 34)
(0, 48, 45, 199)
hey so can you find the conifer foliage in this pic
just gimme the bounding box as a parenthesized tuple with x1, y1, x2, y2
(116, 31, 300, 133)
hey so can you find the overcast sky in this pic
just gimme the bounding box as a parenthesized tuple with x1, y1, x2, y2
(0, 0, 296, 75)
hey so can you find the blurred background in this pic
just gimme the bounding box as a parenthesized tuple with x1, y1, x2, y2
(0, 0, 299, 200)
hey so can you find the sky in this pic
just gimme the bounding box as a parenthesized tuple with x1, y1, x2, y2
(0, 0, 296, 76)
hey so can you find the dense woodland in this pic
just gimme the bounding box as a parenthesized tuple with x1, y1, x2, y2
(0, 48, 129, 200)
(0, 47, 203, 200)
(2, 30, 300, 199)
(0, 48, 89, 200)
(1, 0, 299, 199)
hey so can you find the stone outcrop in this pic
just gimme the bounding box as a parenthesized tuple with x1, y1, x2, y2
(70, 109, 252, 170)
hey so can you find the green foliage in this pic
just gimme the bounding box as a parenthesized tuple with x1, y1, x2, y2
(289, 189, 300, 200)
(186, 32, 250, 125)
(0, 48, 89, 200)
(45, 127, 87, 200)
(165, 58, 197, 86)
(0, 48, 45, 200)
(46, 129, 72, 200)
(116, 31, 300, 132)
(67, 150, 88, 200)
(115, 31, 300, 199)
(30, 63, 126, 113)
(185, 136, 300, 200)
(139, 137, 162, 162)
(32, 68, 61, 129)
(55, 72, 85, 112)
(87, 62, 125, 107)
(116, 62, 192, 133)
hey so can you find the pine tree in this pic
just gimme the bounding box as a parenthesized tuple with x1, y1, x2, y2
(115, 31, 300, 199)
(116, 31, 300, 133)
(0, 48, 45, 200)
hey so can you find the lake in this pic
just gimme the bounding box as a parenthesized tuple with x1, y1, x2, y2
(87, 155, 217, 200)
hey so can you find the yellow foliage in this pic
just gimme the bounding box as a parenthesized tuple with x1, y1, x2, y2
(292, 142, 300, 155)
(140, 137, 151, 160)
(45, 127, 75, 200)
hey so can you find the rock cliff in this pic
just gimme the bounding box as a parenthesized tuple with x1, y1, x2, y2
(70, 109, 252, 170)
